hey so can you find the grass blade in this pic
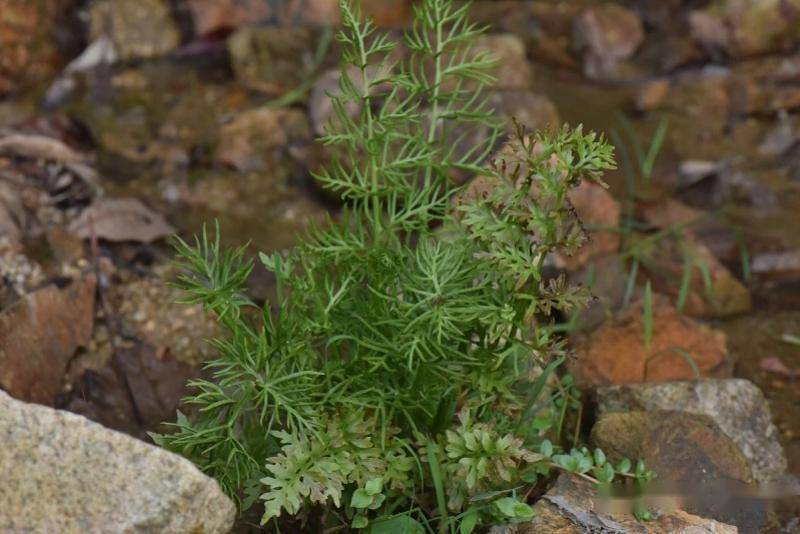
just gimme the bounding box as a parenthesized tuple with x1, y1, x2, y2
(426, 443, 448, 533)
(623, 259, 639, 309)
(643, 280, 653, 349)
(676, 248, 693, 313)
(642, 118, 668, 180)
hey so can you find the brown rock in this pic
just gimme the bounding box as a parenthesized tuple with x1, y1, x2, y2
(217, 107, 310, 172)
(592, 411, 767, 531)
(573, 4, 644, 80)
(359, 0, 412, 27)
(491, 89, 560, 135)
(227, 26, 314, 95)
(688, 11, 731, 57)
(188, 0, 411, 36)
(556, 180, 621, 271)
(89, 0, 180, 61)
(572, 294, 732, 387)
(527, 2, 582, 68)
(689, 0, 800, 59)
(475, 34, 532, 89)
(0, 274, 96, 404)
(592, 411, 752, 483)
(596, 380, 788, 483)
(0, 0, 67, 94)
(634, 79, 671, 112)
(751, 250, 800, 281)
(503, 472, 739, 534)
(640, 231, 751, 318)
(186, 0, 273, 36)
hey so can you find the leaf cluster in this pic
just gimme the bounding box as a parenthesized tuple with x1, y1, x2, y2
(154, 0, 646, 531)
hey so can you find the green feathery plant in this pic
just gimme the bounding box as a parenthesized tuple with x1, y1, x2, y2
(154, 0, 653, 531)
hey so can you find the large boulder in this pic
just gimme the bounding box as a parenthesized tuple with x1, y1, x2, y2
(595, 379, 788, 482)
(0, 389, 235, 532)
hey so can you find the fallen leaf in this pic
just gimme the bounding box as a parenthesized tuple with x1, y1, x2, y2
(68, 197, 175, 243)
(60, 342, 197, 438)
(0, 133, 84, 164)
(759, 357, 799, 379)
(0, 274, 96, 404)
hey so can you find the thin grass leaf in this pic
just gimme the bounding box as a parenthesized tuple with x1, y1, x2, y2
(668, 347, 701, 378)
(641, 117, 668, 180)
(643, 280, 653, 349)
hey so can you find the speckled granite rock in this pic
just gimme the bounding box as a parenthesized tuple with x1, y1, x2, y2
(595, 379, 787, 482)
(0, 389, 235, 533)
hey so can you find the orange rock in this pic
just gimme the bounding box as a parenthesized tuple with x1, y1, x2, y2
(0, 0, 68, 94)
(633, 79, 671, 112)
(572, 294, 732, 387)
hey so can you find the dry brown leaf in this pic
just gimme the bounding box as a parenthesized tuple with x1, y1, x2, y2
(0, 274, 96, 405)
(68, 197, 175, 243)
(0, 133, 84, 164)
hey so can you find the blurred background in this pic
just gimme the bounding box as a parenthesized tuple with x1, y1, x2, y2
(1, 0, 800, 529)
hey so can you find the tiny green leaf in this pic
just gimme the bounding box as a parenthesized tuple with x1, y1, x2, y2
(540, 439, 553, 458)
(617, 458, 631, 474)
(365, 478, 383, 496)
(351, 489, 374, 509)
(459, 509, 479, 534)
(593, 448, 606, 467)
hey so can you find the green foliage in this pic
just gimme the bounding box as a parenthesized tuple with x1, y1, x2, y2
(155, 0, 651, 531)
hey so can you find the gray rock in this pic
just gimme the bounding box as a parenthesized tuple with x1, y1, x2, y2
(596, 379, 787, 482)
(0, 389, 235, 533)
